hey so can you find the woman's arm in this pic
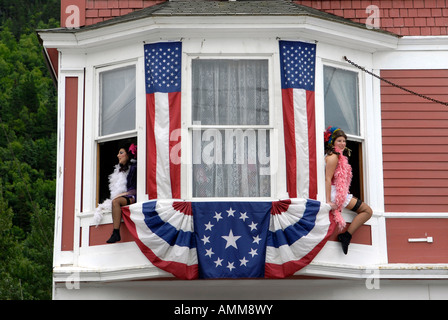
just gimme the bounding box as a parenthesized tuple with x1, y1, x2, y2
(325, 154, 338, 210)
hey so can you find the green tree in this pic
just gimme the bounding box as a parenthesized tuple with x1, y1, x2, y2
(0, 0, 60, 299)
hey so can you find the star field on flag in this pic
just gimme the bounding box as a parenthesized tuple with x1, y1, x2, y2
(192, 201, 271, 279)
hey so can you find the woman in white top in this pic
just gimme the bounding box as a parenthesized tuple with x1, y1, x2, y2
(324, 127, 372, 254)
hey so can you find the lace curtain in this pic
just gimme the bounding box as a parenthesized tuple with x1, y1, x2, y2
(192, 59, 271, 197)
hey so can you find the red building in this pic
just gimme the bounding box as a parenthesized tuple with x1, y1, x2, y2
(41, 0, 448, 299)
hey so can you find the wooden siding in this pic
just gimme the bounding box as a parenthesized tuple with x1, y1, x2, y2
(293, 0, 448, 36)
(84, 0, 165, 25)
(381, 69, 448, 213)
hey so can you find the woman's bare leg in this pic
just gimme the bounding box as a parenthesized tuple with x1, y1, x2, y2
(338, 198, 373, 254)
(346, 199, 373, 235)
(111, 197, 128, 230)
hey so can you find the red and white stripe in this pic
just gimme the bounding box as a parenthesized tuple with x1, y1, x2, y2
(282, 88, 317, 199)
(146, 92, 181, 200)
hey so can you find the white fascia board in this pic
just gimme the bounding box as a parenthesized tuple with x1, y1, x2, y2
(299, 16, 398, 52)
(396, 35, 448, 51)
(39, 15, 399, 53)
(53, 265, 173, 283)
(54, 262, 448, 283)
(301, 262, 448, 280)
(38, 32, 78, 49)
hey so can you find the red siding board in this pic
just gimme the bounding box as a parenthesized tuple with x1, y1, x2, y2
(383, 136, 447, 145)
(387, 204, 447, 212)
(381, 103, 448, 112)
(384, 162, 448, 172)
(384, 170, 448, 179)
(385, 187, 448, 196)
(89, 223, 134, 246)
(328, 224, 372, 245)
(385, 195, 447, 205)
(381, 69, 448, 213)
(382, 128, 448, 137)
(381, 94, 447, 104)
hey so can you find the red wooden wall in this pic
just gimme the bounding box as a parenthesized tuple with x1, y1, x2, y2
(293, 0, 448, 36)
(386, 218, 448, 263)
(381, 69, 448, 213)
(61, 0, 448, 36)
(84, 0, 165, 25)
(62, 77, 79, 251)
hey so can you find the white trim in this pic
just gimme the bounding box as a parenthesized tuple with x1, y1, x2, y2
(73, 71, 85, 267)
(53, 261, 448, 285)
(53, 68, 66, 268)
(83, 60, 139, 214)
(374, 36, 448, 70)
(136, 54, 148, 203)
(39, 15, 399, 52)
(384, 212, 448, 219)
(53, 70, 85, 268)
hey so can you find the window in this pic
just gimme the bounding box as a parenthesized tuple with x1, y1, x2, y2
(96, 64, 137, 205)
(324, 65, 364, 199)
(99, 65, 136, 137)
(97, 137, 137, 204)
(191, 59, 271, 198)
(324, 66, 360, 136)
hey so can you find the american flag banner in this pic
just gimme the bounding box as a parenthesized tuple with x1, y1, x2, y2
(193, 201, 271, 279)
(265, 199, 335, 278)
(121, 199, 333, 280)
(144, 42, 182, 199)
(121, 200, 198, 280)
(279, 40, 317, 199)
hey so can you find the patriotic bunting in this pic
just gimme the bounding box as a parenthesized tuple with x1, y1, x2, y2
(125, 41, 330, 280)
(121, 199, 333, 280)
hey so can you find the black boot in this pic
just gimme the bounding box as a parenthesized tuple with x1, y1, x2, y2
(337, 231, 352, 255)
(106, 229, 121, 243)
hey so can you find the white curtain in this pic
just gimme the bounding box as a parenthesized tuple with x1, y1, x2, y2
(100, 65, 136, 136)
(323, 66, 359, 136)
(192, 60, 270, 197)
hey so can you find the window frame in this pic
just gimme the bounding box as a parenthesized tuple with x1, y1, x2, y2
(93, 61, 139, 207)
(95, 61, 138, 144)
(184, 54, 277, 200)
(322, 60, 366, 200)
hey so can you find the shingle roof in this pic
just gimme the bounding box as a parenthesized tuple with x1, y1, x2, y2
(154, 0, 323, 16)
(39, 0, 398, 37)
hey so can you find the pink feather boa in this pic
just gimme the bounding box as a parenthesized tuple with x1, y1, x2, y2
(332, 147, 352, 231)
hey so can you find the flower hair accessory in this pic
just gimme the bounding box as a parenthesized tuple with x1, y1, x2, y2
(129, 143, 137, 157)
(324, 126, 341, 146)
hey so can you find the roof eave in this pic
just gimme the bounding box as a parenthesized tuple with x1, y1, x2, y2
(38, 14, 399, 53)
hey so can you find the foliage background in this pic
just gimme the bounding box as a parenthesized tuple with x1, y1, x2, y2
(0, 0, 60, 299)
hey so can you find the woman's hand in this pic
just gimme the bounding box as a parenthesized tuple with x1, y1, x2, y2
(327, 202, 337, 211)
